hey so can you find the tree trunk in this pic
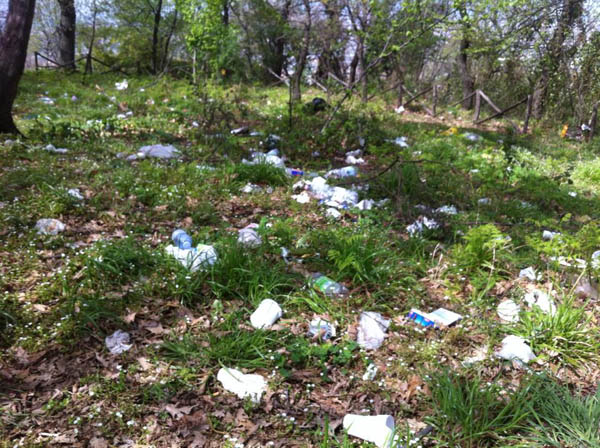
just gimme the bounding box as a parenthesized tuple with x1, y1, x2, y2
(85, 0, 97, 74)
(222, 0, 229, 26)
(151, 0, 163, 74)
(0, 0, 37, 134)
(457, 5, 474, 110)
(358, 43, 367, 103)
(57, 0, 75, 70)
(348, 50, 359, 85)
(291, 0, 311, 101)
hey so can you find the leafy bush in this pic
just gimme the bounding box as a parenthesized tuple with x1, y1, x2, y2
(454, 224, 511, 272)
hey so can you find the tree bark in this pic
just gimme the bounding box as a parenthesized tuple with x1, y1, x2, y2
(291, 0, 311, 101)
(57, 0, 75, 70)
(457, 4, 474, 110)
(0, 0, 37, 134)
(151, 0, 163, 74)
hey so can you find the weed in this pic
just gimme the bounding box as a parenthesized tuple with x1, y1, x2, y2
(454, 224, 511, 273)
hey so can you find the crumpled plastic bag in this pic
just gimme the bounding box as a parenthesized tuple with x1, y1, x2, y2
(105, 330, 132, 354)
(217, 367, 267, 403)
(496, 335, 535, 365)
(238, 224, 262, 247)
(357, 312, 390, 350)
(165, 244, 217, 272)
(524, 289, 556, 315)
(250, 299, 282, 329)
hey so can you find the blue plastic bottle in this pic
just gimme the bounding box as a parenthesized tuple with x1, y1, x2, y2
(172, 229, 193, 250)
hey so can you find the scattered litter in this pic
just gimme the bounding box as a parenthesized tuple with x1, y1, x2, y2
(356, 199, 374, 211)
(346, 149, 363, 158)
(67, 188, 84, 200)
(388, 136, 409, 147)
(238, 224, 262, 247)
(292, 192, 311, 204)
(325, 207, 341, 219)
(165, 244, 217, 272)
(196, 164, 215, 171)
(407, 309, 436, 328)
(242, 152, 286, 169)
(172, 229, 193, 249)
(294, 176, 359, 209)
(435, 205, 458, 215)
(35, 218, 65, 235)
(575, 277, 599, 300)
(266, 149, 280, 157)
(242, 183, 267, 194)
(43, 144, 68, 154)
(135, 144, 180, 159)
(286, 168, 304, 176)
(217, 368, 267, 403)
(362, 363, 378, 381)
(250, 299, 282, 329)
(264, 134, 280, 148)
(463, 132, 482, 142)
(497, 300, 520, 323)
(40, 96, 55, 105)
(311, 151, 321, 158)
(542, 230, 560, 241)
(519, 266, 540, 281)
(308, 318, 336, 341)
(105, 330, 132, 355)
(71, 95, 78, 101)
(496, 335, 535, 365)
(325, 166, 359, 179)
(406, 216, 439, 236)
(394, 105, 405, 114)
(345, 154, 365, 165)
(312, 273, 349, 297)
(281, 247, 291, 263)
(231, 126, 250, 136)
(115, 80, 128, 90)
(427, 308, 463, 326)
(568, 192, 577, 198)
(478, 198, 491, 205)
(524, 289, 556, 315)
(343, 414, 395, 448)
(357, 312, 390, 350)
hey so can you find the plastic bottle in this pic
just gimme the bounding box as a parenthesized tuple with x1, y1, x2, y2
(311, 273, 349, 297)
(172, 229, 193, 250)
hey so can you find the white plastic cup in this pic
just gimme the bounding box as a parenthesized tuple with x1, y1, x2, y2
(343, 414, 395, 448)
(250, 299, 282, 329)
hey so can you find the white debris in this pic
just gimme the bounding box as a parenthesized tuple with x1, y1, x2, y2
(43, 144, 68, 154)
(281, 247, 291, 263)
(356, 199, 374, 211)
(478, 198, 491, 205)
(357, 312, 390, 350)
(496, 335, 535, 365)
(165, 244, 217, 272)
(250, 299, 282, 329)
(394, 105, 405, 114)
(242, 183, 262, 194)
(345, 155, 365, 165)
(67, 188, 84, 200)
(40, 96, 55, 105)
(137, 144, 180, 159)
(325, 166, 359, 179)
(464, 132, 482, 142)
(292, 192, 311, 204)
(308, 318, 336, 340)
(326, 208, 341, 219)
(542, 230, 560, 241)
(568, 192, 577, 198)
(362, 363, 378, 381)
(497, 300, 521, 323)
(406, 216, 439, 236)
(435, 205, 458, 215)
(463, 345, 489, 366)
(524, 289, 556, 315)
(388, 136, 409, 147)
(217, 368, 267, 403)
(35, 218, 65, 235)
(343, 414, 395, 448)
(242, 152, 286, 169)
(238, 224, 261, 247)
(346, 149, 363, 158)
(575, 277, 599, 300)
(105, 330, 132, 355)
(427, 308, 463, 326)
(519, 266, 540, 281)
(115, 79, 129, 90)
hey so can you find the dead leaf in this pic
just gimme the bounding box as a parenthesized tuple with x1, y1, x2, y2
(137, 357, 152, 371)
(89, 437, 108, 448)
(165, 404, 194, 420)
(123, 311, 137, 323)
(32, 304, 49, 313)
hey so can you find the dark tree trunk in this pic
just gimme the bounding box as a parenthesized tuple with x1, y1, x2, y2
(152, 0, 163, 74)
(57, 0, 75, 70)
(456, 4, 474, 109)
(160, 11, 177, 71)
(358, 44, 367, 103)
(348, 50, 359, 85)
(222, 0, 229, 26)
(271, 0, 291, 79)
(85, 0, 97, 74)
(0, 0, 37, 134)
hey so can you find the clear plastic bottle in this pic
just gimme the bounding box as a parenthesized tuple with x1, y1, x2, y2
(172, 229, 193, 250)
(311, 273, 349, 297)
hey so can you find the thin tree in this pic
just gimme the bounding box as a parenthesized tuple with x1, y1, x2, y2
(0, 0, 37, 134)
(57, 0, 76, 69)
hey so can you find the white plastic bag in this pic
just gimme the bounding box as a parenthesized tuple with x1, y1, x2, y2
(357, 312, 390, 350)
